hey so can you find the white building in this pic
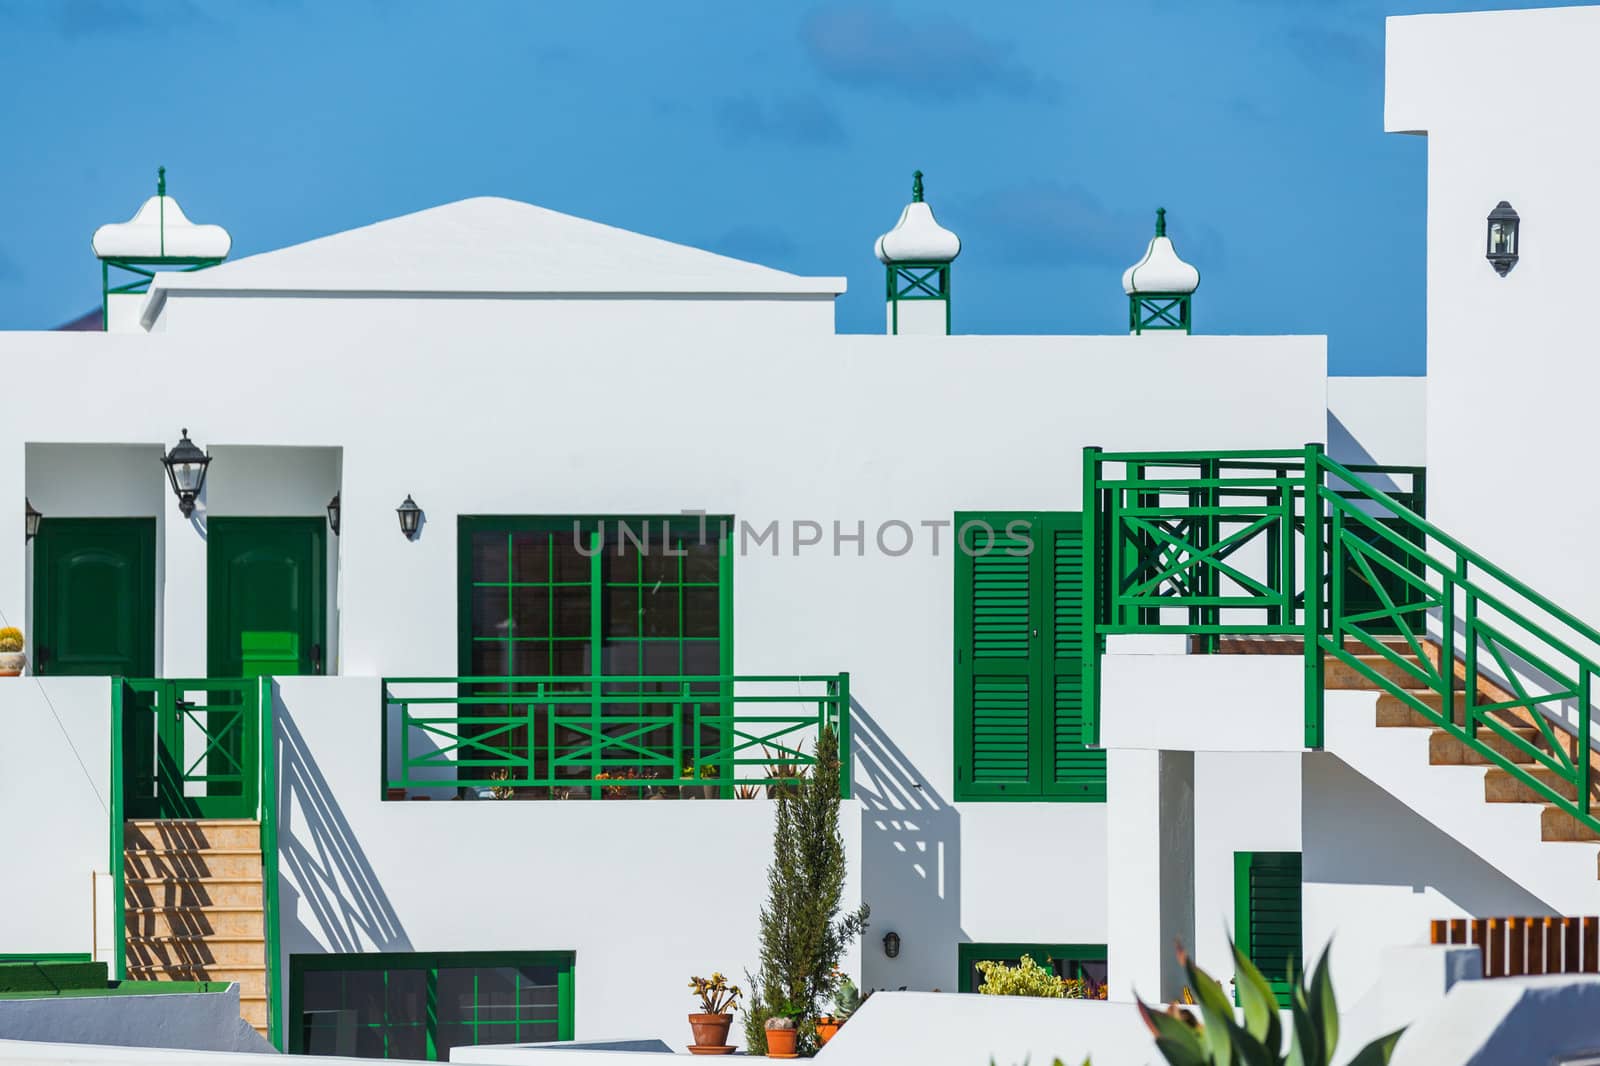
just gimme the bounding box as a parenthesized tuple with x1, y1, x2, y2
(0, 8, 1597, 1060)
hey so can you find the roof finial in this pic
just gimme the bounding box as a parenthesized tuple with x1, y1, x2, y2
(1155, 206, 1166, 238)
(157, 165, 167, 198)
(912, 170, 924, 203)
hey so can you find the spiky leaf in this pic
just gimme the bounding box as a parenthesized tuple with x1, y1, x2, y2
(1343, 1029, 1403, 1066)
(1306, 947, 1338, 1063)
(1137, 998, 1209, 1064)
(1231, 938, 1282, 1054)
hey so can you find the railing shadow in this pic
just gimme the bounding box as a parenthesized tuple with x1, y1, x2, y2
(850, 698, 963, 991)
(277, 711, 410, 953)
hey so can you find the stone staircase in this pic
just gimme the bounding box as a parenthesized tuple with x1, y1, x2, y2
(1323, 645, 1600, 868)
(124, 819, 268, 1038)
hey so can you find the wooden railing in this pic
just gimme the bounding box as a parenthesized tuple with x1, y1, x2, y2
(1432, 916, 1600, 977)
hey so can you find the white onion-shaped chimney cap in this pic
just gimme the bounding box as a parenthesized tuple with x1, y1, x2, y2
(92, 167, 231, 260)
(875, 170, 961, 264)
(1122, 208, 1198, 295)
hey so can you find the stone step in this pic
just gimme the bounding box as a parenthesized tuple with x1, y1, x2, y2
(1429, 727, 1545, 766)
(124, 906, 264, 938)
(1375, 691, 1467, 728)
(1482, 766, 1600, 805)
(126, 935, 265, 967)
(240, 996, 268, 1029)
(125, 849, 262, 880)
(1541, 806, 1600, 843)
(125, 820, 260, 852)
(126, 963, 265, 995)
(124, 877, 262, 909)
(1325, 654, 1441, 690)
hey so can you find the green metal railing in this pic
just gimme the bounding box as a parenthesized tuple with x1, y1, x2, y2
(1083, 446, 1600, 835)
(382, 673, 850, 799)
(110, 677, 282, 1048)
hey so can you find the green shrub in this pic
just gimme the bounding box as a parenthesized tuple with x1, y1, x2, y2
(976, 955, 1065, 998)
(1139, 939, 1403, 1066)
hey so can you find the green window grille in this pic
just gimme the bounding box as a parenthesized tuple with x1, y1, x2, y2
(289, 951, 574, 1060)
(1234, 851, 1303, 1008)
(953, 511, 1103, 801)
(956, 942, 1107, 993)
(457, 516, 732, 793)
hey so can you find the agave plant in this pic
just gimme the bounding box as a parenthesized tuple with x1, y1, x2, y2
(1137, 939, 1402, 1066)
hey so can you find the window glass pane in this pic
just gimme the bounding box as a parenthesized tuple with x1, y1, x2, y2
(641, 538, 678, 584)
(683, 538, 721, 584)
(511, 587, 550, 638)
(472, 587, 511, 637)
(552, 533, 591, 582)
(472, 533, 508, 583)
(471, 641, 509, 678)
(643, 642, 680, 676)
(510, 533, 548, 583)
(604, 587, 640, 637)
(553, 587, 591, 637)
(511, 643, 550, 677)
(641, 587, 680, 637)
(682, 588, 718, 638)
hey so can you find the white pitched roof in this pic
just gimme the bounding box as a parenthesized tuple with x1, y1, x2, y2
(144, 196, 845, 312)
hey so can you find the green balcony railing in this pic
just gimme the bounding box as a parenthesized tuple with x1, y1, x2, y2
(382, 673, 850, 800)
(1083, 445, 1600, 836)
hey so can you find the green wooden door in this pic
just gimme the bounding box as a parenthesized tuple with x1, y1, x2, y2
(33, 518, 156, 677)
(208, 518, 327, 678)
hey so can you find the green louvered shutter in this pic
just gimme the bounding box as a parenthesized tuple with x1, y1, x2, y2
(955, 513, 1040, 798)
(1043, 513, 1105, 799)
(1235, 851, 1303, 1007)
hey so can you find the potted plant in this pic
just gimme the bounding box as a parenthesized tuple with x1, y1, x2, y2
(763, 1015, 798, 1059)
(816, 974, 861, 1044)
(681, 762, 720, 799)
(686, 973, 741, 1055)
(0, 628, 23, 677)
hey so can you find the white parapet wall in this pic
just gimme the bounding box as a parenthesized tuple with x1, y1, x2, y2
(0, 677, 111, 959)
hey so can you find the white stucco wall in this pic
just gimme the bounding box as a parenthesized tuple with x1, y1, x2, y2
(272, 676, 861, 1052)
(0, 323, 1329, 1002)
(1326, 377, 1426, 468)
(1388, 6, 1600, 633)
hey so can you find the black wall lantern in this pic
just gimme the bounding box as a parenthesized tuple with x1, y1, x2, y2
(326, 493, 341, 536)
(882, 931, 901, 959)
(1486, 201, 1520, 276)
(24, 498, 40, 542)
(396, 495, 422, 540)
(161, 428, 212, 518)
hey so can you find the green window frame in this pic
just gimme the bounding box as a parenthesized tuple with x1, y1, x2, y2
(956, 942, 1107, 993)
(456, 516, 734, 791)
(1234, 851, 1303, 1008)
(289, 951, 575, 1060)
(953, 511, 1104, 801)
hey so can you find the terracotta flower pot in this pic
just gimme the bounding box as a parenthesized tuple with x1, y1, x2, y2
(764, 1027, 798, 1058)
(816, 1018, 841, 1044)
(687, 1012, 733, 1051)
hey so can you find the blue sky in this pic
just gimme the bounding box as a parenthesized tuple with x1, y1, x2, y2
(0, 1, 1583, 373)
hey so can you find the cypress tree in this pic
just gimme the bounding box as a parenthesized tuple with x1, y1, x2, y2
(747, 726, 868, 1054)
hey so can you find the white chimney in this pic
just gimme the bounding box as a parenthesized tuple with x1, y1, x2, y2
(875, 170, 961, 335)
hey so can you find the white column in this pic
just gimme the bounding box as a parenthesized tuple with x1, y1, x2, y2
(161, 493, 208, 677)
(1107, 748, 1196, 1004)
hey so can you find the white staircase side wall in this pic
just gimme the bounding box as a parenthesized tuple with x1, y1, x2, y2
(1320, 687, 1600, 919)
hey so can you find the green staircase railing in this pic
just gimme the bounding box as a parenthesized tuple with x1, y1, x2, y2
(110, 677, 283, 1049)
(1083, 445, 1599, 835)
